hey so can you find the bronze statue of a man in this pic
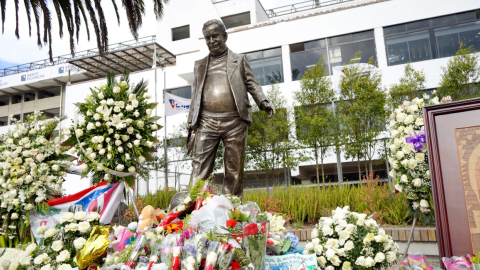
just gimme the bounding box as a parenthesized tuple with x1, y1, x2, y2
(186, 19, 275, 197)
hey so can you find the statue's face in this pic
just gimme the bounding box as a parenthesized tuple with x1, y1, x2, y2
(203, 24, 227, 55)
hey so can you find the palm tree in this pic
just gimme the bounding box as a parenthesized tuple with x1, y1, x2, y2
(1, 0, 168, 61)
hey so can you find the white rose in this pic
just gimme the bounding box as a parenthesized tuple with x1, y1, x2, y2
(413, 178, 422, 187)
(137, 121, 144, 128)
(395, 184, 403, 192)
(98, 92, 104, 99)
(344, 240, 354, 251)
(10, 213, 19, 220)
(325, 266, 334, 270)
(407, 104, 418, 113)
(408, 159, 417, 169)
(330, 255, 341, 266)
(74, 211, 87, 220)
(132, 100, 139, 108)
(40, 264, 51, 270)
(52, 164, 60, 171)
(65, 223, 78, 232)
(375, 252, 385, 263)
(138, 156, 146, 163)
(127, 127, 134, 134)
(177, 205, 186, 212)
(129, 94, 136, 101)
(87, 211, 101, 221)
(116, 164, 125, 171)
(145, 231, 156, 240)
(342, 261, 352, 270)
(145, 93, 151, 99)
(146, 109, 152, 116)
(58, 264, 73, 270)
(364, 257, 375, 267)
(74, 237, 87, 250)
(87, 122, 95, 130)
(113, 86, 120, 93)
(305, 242, 314, 251)
(386, 251, 397, 262)
(134, 140, 141, 146)
(128, 166, 136, 173)
(35, 225, 48, 235)
(126, 105, 134, 111)
(99, 149, 106, 155)
(311, 228, 318, 239)
(34, 254, 46, 265)
(415, 118, 424, 126)
(396, 151, 404, 159)
(355, 256, 366, 267)
(79, 163, 89, 172)
(415, 153, 425, 162)
(420, 199, 429, 208)
(389, 169, 396, 178)
(396, 113, 406, 122)
(206, 251, 217, 264)
(52, 240, 63, 251)
(36, 153, 45, 162)
(400, 174, 408, 183)
(44, 228, 57, 238)
(313, 244, 323, 255)
(56, 250, 70, 262)
(146, 141, 154, 148)
(25, 243, 37, 255)
(325, 248, 335, 259)
(322, 225, 333, 236)
(78, 221, 91, 233)
(114, 106, 121, 113)
(134, 111, 140, 117)
(404, 115, 415, 124)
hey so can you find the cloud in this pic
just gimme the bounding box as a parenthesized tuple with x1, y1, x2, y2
(0, 0, 157, 67)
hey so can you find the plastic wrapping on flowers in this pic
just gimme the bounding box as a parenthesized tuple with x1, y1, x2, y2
(63, 71, 160, 187)
(0, 111, 75, 248)
(388, 95, 450, 214)
(304, 206, 400, 270)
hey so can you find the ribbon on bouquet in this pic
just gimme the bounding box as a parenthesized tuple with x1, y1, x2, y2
(405, 130, 426, 152)
(74, 109, 138, 178)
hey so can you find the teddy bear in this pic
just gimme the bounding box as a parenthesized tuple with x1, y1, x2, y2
(138, 205, 158, 232)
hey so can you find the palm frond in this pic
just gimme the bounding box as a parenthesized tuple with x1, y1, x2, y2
(14, 0, 19, 38)
(38, 0, 53, 61)
(84, 0, 103, 53)
(30, 0, 42, 46)
(0, 0, 5, 33)
(58, 0, 75, 56)
(121, 0, 140, 40)
(93, 0, 108, 52)
(23, 0, 32, 36)
(52, 0, 64, 38)
(74, 0, 90, 41)
(110, 0, 120, 25)
(153, 0, 167, 21)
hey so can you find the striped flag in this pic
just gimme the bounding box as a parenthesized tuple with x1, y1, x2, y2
(30, 181, 125, 241)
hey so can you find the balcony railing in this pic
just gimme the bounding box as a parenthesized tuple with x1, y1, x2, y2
(0, 36, 157, 77)
(265, 0, 354, 17)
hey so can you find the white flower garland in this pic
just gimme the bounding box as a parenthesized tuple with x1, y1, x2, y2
(304, 206, 399, 270)
(388, 95, 451, 213)
(0, 111, 73, 245)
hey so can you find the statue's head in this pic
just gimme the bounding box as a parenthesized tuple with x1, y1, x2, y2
(202, 19, 228, 55)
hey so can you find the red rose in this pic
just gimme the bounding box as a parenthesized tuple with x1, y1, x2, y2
(243, 223, 258, 235)
(231, 261, 242, 270)
(226, 219, 238, 228)
(205, 265, 214, 270)
(261, 222, 267, 233)
(267, 239, 274, 246)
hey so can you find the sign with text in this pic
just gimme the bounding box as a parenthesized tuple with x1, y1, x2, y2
(264, 253, 317, 270)
(165, 92, 191, 116)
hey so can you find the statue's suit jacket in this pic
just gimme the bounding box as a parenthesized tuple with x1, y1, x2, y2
(187, 49, 268, 128)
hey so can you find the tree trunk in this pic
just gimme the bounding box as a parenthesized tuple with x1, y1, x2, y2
(357, 155, 362, 182)
(321, 156, 325, 187)
(315, 143, 319, 188)
(364, 159, 368, 179)
(369, 158, 373, 178)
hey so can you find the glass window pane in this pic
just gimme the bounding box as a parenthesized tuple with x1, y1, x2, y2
(432, 15, 456, 27)
(172, 25, 190, 41)
(384, 24, 407, 36)
(329, 34, 352, 46)
(168, 86, 192, 99)
(435, 21, 480, 58)
(250, 56, 283, 85)
(0, 96, 8, 107)
(263, 47, 281, 58)
(407, 20, 430, 31)
(476, 10, 480, 20)
(290, 43, 305, 53)
(456, 11, 476, 23)
(385, 30, 432, 65)
(352, 30, 374, 41)
(305, 39, 326, 50)
(328, 39, 377, 71)
(247, 51, 263, 61)
(290, 48, 328, 81)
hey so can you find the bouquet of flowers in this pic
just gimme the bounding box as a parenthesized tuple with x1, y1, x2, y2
(303, 206, 399, 270)
(388, 95, 451, 213)
(242, 222, 267, 270)
(0, 111, 74, 247)
(216, 242, 235, 270)
(63, 71, 160, 186)
(22, 210, 102, 270)
(265, 212, 286, 232)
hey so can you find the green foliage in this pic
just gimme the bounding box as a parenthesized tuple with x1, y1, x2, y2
(388, 63, 427, 109)
(243, 183, 426, 226)
(293, 57, 337, 186)
(439, 43, 480, 101)
(188, 179, 206, 201)
(337, 52, 388, 180)
(142, 189, 179, 210)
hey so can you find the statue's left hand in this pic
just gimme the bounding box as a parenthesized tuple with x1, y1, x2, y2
(260, 101, 275, 118)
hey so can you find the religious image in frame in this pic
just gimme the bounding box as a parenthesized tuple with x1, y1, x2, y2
(456, 125, 480, 253)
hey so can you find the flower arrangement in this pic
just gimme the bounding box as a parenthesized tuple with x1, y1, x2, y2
(21, 210, 102, 270)
(303, 206, 399, 270)
(64, 71, 160, 186)
(388, 95, 450, 213)
(0, 111, 74, 247)
(265, 212, 286, 232)
(243, 222, 267, 269)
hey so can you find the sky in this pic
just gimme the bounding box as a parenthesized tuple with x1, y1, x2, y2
(0, 0, 300, 69)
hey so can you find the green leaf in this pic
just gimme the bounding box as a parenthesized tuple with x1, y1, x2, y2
(124, 176, 135, 188)
(280, 237, 291, 254)
(149, 116, 161, 122)
(61, 135, 78, 147)
(145, 103, 158, 110)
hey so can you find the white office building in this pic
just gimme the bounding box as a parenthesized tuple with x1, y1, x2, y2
(0, 0, 479, 193)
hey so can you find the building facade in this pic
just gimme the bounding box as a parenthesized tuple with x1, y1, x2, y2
(0, 0, 479, 193)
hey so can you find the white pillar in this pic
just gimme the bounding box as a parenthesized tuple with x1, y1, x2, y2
(374, 27, 388, 69)
(281, 44, 292, 83)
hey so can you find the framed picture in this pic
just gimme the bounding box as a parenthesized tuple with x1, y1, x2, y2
(424, 98, 480, 258)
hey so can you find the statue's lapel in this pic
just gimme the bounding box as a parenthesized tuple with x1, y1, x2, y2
(227, 50, 238, 79)
(198, 56, 208, 89)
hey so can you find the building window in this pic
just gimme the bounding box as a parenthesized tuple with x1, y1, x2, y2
(290, 39, 328, 81)
(172, 25, 190, 41)
(385, 30, 432, 65)
(0, 96, 9, 107)
(434, 21, 480, 58)
(38, 87, 61, 99)
(328, 38, 376, 72)
(12, 95, 22, 104)
(246, 47, 283, 86)
(167, 86, 192, 99)
(25, 92, 35, 102)
(221, 12, 250, 29)
(384, 10, 480, 66)
(0, 116, 7, 126)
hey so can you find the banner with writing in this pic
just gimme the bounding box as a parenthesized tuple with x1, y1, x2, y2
(264, 253, 317, 270)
